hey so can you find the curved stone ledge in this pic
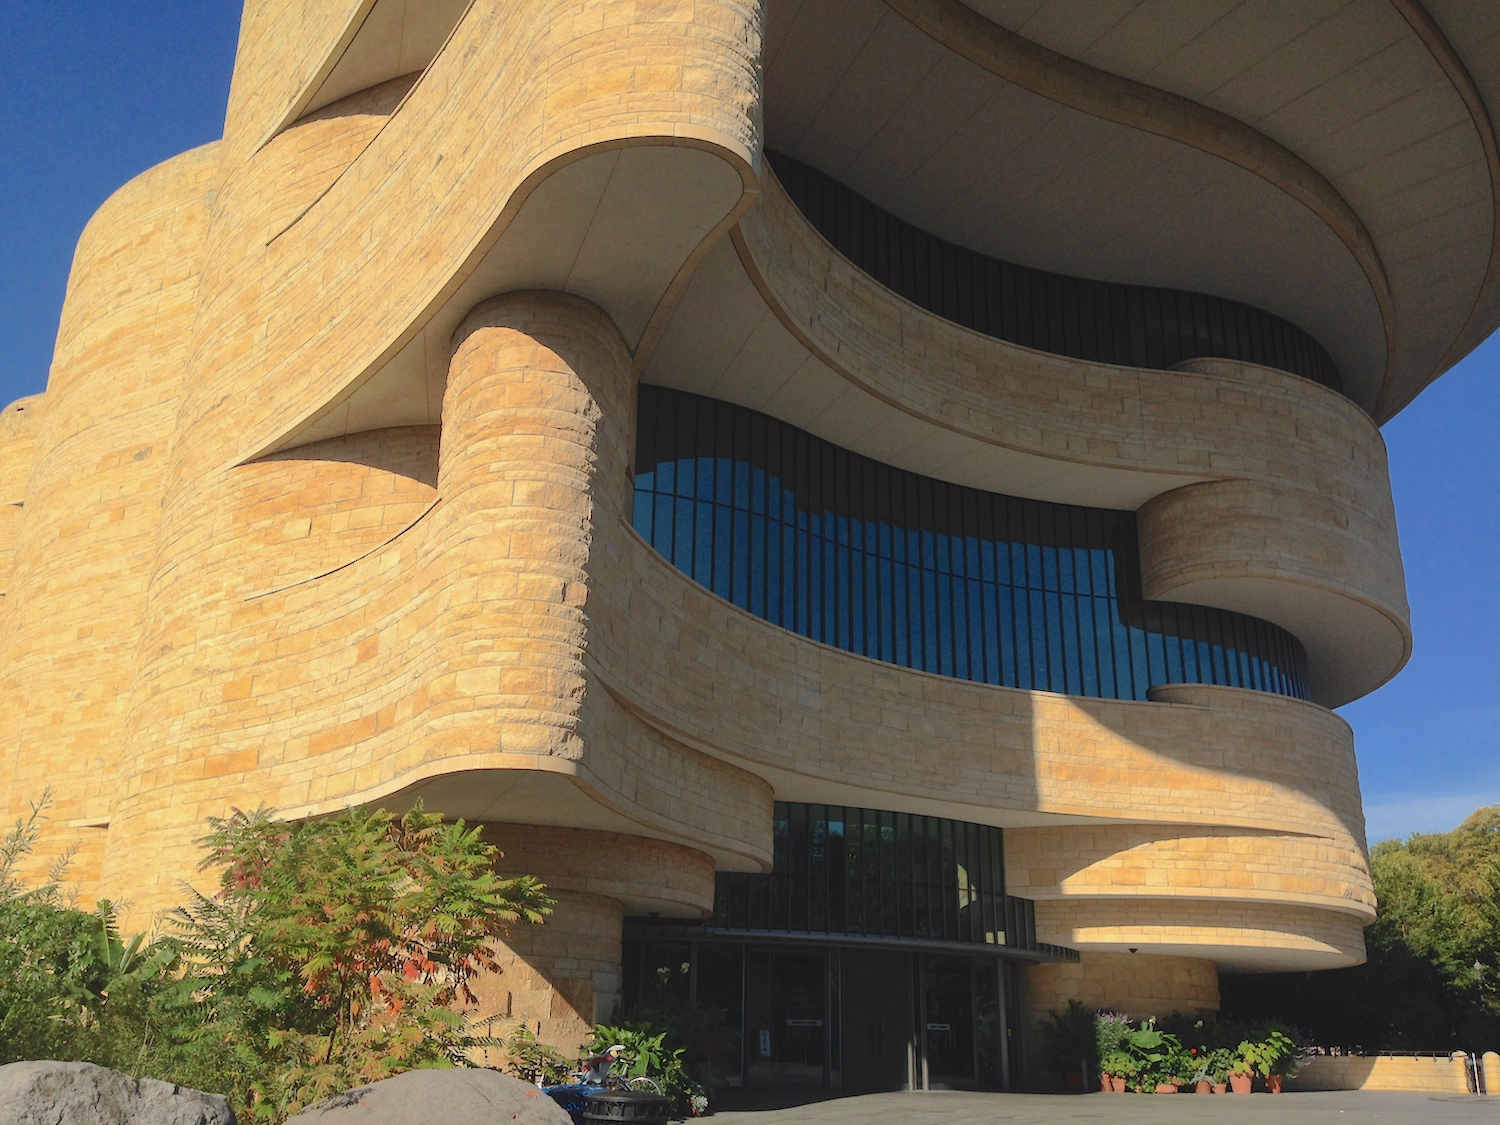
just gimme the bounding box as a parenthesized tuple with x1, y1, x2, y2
(483, 824, 718, 919)
(596, 529, 1369, 857)
(1006, 824, 1375, 919)
(175, 0, 761, 477)
(1138, 476, 1410, 706)
(730, 172, 1408, 700)
(101, 294, 771, 932)
(1034, 897, 1368, 972)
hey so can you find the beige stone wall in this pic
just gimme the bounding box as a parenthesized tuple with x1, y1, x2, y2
(1026, 952, 1221, 1019)
(0, 0, 1402, 1042)
(99, 293, 770, 933)
(476, 890, 625, 1054)
(736, 172, 1409, 707)
(0, 145, 218, 898)
(1290, 1054, 1472, 1093)
(0, 395, 43, 597)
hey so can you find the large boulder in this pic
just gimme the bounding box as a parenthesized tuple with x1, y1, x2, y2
(283, 1069, 572, 1124)
(0, 1060, 235, 1125)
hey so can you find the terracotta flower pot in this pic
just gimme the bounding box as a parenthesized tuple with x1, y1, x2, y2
(1267, 1074, 1284, 1094)
(1194, 1080, 1212, 1094)
(1212, 1082, 1228, 1094)
(1155, 1082, 1179, 1093)
(1230, 1073, 1253, 1095)
(1101, 1073, 1113, 1093)
(1111, 1077, 1128, 1093)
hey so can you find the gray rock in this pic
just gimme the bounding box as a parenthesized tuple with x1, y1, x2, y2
(0, 1060, 235, 1125)
(283, 1069, 572, 1124)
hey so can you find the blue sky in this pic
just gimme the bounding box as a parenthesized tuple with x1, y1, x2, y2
(1, 5, 1495, 846)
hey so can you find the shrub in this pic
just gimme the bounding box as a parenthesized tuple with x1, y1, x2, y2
(160, 803, 554, 1120)
(1, 796, 553, 1124)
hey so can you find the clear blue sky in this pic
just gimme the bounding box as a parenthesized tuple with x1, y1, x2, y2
(1, 4, 1495, 846)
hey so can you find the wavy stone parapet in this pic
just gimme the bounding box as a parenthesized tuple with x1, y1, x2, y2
(177, 0, 762, 478)
(0, 146, 217, 899)
(1034, 898, 1368, 970)
(101, 295, 770, 931)
(736, 172, 1411, 705)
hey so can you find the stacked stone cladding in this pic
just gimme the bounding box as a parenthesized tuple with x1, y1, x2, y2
(736, 173, 1410, 703)
(0, 0, 1407, 1028)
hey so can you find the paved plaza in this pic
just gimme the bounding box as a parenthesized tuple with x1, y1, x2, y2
(710, 1090, 1500, 1123)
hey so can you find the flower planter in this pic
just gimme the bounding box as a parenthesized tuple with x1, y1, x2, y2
(1111, 1077, 1128, 1093)
(1194, 1080, 1212, 1094)
(1266, 1074, 1284, 1094)
(1230, 1073, 1253, 1095)
(1101, 1073, 1113, 1093)
(1155, 1083, 1179, 1094)
(1212, 1083, 1228, 1094)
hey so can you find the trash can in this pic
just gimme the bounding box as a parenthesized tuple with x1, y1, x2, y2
(582, 1090, 672, 1124)
(543, 1083, 604, 1125)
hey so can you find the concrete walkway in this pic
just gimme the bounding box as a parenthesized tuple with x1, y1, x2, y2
(709, 1090, 1500, 1123)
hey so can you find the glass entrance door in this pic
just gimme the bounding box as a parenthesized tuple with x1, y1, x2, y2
(745, 949, 827, 1087)
(921, 955, 976, 1088)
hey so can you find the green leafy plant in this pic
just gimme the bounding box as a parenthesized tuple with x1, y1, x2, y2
(1034, 1000, 1096, 1087)
(1123, 1021, 1186, 1089)
(1094, 1010, 1132, 1065)
(160, 802, 554, 1121)
(1240, 1028, 1300, 1078)
(587, 1021, 705, 1112)
(1099, 1049, 1138, 1081)
(502, 1023, 573, 1086)
(1202, 1045, 1238, 1083)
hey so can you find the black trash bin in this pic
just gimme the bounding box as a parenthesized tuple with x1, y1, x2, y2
(582, 1090, 672, 1124)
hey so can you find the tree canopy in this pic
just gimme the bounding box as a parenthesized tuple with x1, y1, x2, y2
(1221, 806, 1500, 1049)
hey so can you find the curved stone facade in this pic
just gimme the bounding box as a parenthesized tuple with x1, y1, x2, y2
(2, 0, 1497, 1082)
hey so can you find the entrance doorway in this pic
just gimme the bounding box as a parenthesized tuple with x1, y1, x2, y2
(622, 935, 1026, 1092)
(744, 948, 829, 1087)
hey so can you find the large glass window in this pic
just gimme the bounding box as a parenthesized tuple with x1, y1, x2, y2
(714, 801, 1030, 949)
(635, 386, 1310, 701)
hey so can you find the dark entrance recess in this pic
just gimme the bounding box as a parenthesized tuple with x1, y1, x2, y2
(622, 936, 1030, 1092)
(620, 801, 1072, 1092)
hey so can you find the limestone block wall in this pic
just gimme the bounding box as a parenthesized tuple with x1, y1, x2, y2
(99, 294, 770, 934)
(176, 0, 763, 482)
(1289, 1054, 1472, 1093)
(734, 172, 1410, 707)
(0, 395, 43, 597)
(1026, 953, 1220, 1019)
(0, 145, 218, 897)
(0, 0, 1415, 1042)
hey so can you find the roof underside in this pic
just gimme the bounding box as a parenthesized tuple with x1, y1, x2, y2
(765, 0, 1500, 421)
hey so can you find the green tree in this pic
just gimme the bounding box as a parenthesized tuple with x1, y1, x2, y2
(1221, 805, 1500, 1048)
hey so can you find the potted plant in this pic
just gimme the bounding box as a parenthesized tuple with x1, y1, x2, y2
(1205, 1046, 1237, 1094)
(1230, 1041, 1257, 1094)
(1099, 1050, 1136, 1093)
(1245, 1029, 1300, 1093)
(1125, 1021, 1185, 1092)
(1095, 1011, 1132, 1092)
(1186, 1047, 1213, 1094)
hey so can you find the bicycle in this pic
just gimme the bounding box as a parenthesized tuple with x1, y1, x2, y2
(573, 1043, 664, 1095)
(542, 1045, 667, 1125)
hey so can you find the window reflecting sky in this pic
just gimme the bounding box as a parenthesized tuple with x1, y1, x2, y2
(635, 386, 1308, 701)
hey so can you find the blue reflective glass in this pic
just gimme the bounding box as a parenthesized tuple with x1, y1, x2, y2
(634, 387, 1308, 702)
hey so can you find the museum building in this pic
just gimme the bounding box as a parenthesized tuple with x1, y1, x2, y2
(3, 0, 1500, 1093)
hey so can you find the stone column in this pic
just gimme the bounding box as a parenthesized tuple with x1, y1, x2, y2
(474, 824, 718, 1053)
